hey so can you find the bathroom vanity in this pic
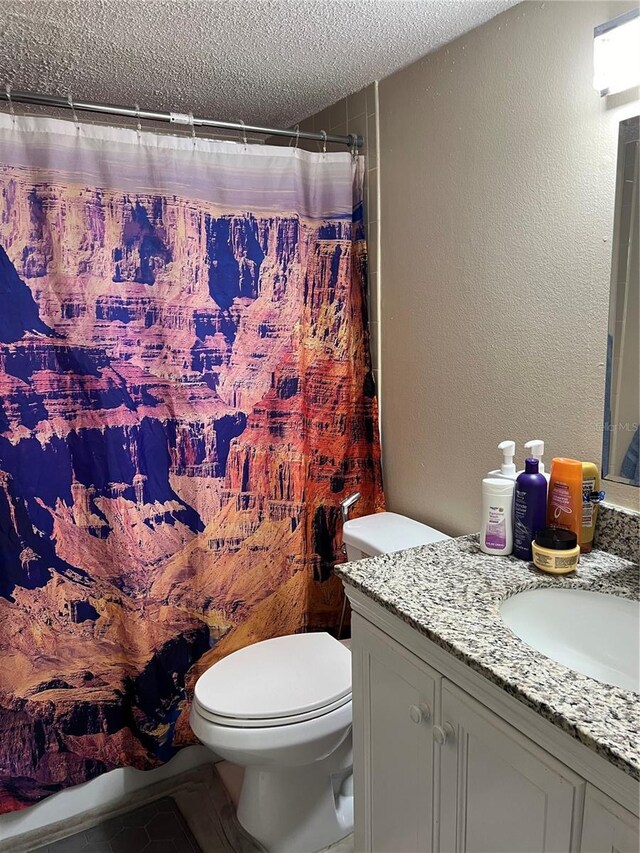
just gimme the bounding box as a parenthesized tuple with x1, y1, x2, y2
(337, 532, 640, 853)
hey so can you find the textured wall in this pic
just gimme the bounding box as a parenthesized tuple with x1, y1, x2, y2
(378, 0, 640, 533)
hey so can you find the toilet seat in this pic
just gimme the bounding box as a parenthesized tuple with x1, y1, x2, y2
(194, 632, 351, 728)
(192, 692, 351, 727)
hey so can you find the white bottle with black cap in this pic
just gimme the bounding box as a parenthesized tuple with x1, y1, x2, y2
(488, 440, 518, 482)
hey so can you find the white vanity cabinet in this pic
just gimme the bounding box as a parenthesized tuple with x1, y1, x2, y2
(438, 682, 583, 853)
(350, 605, 639, 853)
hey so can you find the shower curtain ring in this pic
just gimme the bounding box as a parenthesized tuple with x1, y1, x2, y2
(188, 112, 197, 149)
(349, 133, 358, 161)
(238, 119, 248, 149)
(320, 130, 327, 155)
(67, 93, 80, 132)
(288, 124, 300, 149)
(134, 102, 142, 140)
(5, 83, 16, 127)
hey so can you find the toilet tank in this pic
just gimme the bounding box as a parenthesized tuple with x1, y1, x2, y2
(342, 511, 450, 561)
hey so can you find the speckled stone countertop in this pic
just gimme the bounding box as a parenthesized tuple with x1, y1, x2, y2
(595, 503, 640, 563)
(336, 536, 640, 780)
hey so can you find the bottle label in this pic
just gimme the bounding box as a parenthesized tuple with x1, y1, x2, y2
(582, 477, 596, 527)
(514, 489, 532, 553)
(485, 504, 507, 549)
(550, 483, 573, 523)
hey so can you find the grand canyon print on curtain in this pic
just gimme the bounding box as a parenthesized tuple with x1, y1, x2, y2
(0, 113, 383, 812)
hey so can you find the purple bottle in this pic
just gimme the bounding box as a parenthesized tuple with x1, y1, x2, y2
(513, 458, 548, 561)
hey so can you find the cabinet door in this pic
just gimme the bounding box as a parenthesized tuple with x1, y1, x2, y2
(352, 613, 440, 853)
(580, 784, 639, 853)
(438, 681, 584, 853)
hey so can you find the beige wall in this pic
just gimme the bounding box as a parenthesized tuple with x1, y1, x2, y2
(378, 0, 640, 533)
(293, 86, 382, 386)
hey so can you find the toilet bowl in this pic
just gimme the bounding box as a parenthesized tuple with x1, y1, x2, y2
(189, 632, 353, 853)
(190, 511, 449, 853)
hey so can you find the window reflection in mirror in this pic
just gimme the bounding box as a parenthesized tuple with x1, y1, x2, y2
(603, 116, 639, 486)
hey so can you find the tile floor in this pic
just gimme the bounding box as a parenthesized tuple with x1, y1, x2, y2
(22, 763, 353, 853)
(31, 797, 201, 853)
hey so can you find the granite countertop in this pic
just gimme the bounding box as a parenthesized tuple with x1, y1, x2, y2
(336, 536, 640, 779)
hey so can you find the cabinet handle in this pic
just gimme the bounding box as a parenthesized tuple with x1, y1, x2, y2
(408, 703, 431, 724)
(433, 722, 455, 745)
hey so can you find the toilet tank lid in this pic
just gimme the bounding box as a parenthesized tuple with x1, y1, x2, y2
(343, 511, 450, 557)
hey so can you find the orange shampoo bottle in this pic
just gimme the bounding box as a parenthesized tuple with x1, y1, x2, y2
(547, 458, 583, 541)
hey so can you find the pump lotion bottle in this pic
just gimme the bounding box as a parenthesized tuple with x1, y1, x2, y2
(488, 440, 518, 482)
(522, 440, 551, 484)
(513, 458, 548, 561)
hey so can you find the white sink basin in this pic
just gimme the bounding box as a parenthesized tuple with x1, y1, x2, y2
(500, 588, 639, 693)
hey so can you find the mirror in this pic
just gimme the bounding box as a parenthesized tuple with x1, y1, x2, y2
(602, 115, 639, 486)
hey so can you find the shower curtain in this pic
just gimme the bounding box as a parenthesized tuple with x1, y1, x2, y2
(0, 112, 383, 813)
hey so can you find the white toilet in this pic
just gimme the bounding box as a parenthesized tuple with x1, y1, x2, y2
(189, 511, 450, 853)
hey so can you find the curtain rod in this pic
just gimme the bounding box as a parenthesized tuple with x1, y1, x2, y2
(0, 89, 363, 150)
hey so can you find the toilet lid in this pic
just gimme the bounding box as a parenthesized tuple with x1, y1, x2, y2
(195, 632, 352, 723)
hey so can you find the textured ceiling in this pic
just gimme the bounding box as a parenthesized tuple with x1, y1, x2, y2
(0, 0, 517, 128)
